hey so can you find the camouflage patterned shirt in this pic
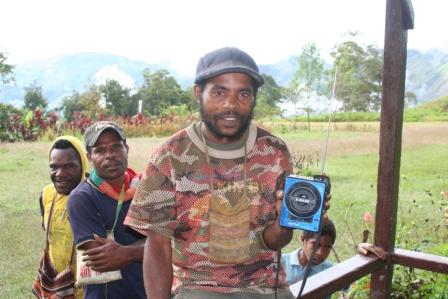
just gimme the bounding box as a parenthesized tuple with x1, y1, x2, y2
(125, 122, 293, 294)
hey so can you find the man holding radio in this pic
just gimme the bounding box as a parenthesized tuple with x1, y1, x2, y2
(125, 47, 330, 299)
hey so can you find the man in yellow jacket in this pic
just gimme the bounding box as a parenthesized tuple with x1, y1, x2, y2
(38, 136, 88, 298)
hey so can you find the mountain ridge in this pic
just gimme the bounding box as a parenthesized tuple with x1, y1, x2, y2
(1, 49, 447, 109)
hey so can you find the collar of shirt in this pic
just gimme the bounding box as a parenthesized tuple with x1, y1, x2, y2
(289, 248, 301, 266)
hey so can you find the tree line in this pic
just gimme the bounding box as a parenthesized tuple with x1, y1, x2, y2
(1, 33, 418, 124)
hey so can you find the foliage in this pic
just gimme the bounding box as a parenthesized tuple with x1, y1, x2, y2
(291, 43, 325, 97)
(161, 104, 194, 118)
(280, 95, 448, 122)
(60, 85, 105, 121)
(99, 79, 137, 116)
(136, 69, 195, 116)
(330, 33, 383, 112)
(255, 74, 283, 118)
(404, 95, 448, 121)
(23, 82, 48, 111)
(0, 107, 58, 142)
(405, 91, 418, 108)
(79, 85, 104, 119)
(0, 51, 14, 83)
(286, 43, 326, 129)
(3, 93, 447, 143)
(290, 111, 381, 122)
(0, 103, 22, 142)
(290, 151, 320, 176)
(61, 91, 83, 121)
(345, 161, 448, 298)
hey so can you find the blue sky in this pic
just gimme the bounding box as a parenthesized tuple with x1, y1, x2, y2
(1, 0, 446, 76)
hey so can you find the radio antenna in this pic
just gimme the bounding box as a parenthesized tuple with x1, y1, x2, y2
(320, 67, 337, 175)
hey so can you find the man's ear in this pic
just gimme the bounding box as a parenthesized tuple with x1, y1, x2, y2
(125, 143, 129, 153)
(87, 151, 91, 162)
(193, 84, 201, 103)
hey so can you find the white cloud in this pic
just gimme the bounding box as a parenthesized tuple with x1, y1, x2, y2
(93, 65, 135, 88)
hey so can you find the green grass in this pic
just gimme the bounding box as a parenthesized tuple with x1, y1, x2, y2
(404, 96, 448, 121)
(321, 144, 448, 260)
(0, 143, 48, 298)
(0, 123, 447, 297)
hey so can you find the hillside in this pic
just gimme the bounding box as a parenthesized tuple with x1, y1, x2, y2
(406, 49, 448, 103)
(404, 95, 448, 121)
(0, 49, 447, 109)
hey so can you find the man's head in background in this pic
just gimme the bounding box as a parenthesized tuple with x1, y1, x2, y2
(301, 219, 336, 265)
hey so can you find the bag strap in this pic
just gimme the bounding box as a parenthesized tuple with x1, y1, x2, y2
(110, 187, 124, 236)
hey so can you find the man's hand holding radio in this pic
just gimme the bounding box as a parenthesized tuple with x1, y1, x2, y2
(262, 186, 332, 251)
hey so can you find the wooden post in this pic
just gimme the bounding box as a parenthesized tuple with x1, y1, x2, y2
(372, 0, 414, 297)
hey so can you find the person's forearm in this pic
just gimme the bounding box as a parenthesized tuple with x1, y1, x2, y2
(262, 218, 293, 250)
(124, 242, 145, 263)
(144, 231, 172, 299)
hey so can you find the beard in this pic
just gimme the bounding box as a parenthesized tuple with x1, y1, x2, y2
(199, 97, 254, 142)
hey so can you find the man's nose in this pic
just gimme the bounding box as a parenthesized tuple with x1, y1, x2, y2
(315, 248, 323, 258)
(222, 93, 239, 108)
(54, 167, 66, 177)
(103, 147, 118, 159)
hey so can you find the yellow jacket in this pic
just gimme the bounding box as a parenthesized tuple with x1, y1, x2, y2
(40, 136, 88, 298)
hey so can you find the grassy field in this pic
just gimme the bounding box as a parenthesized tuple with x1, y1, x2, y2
(0, 122, 447, 298)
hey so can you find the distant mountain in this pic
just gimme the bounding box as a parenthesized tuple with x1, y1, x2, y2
(259, 55, 299, 86)
(406, 49, 448, 103)
(261, 49, 448, 104)
(1, 49, 447, 109)
(0, 53, 165, 108)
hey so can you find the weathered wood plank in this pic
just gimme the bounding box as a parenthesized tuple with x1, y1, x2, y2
(401, 0, 414, 29)
(392, 248, 448, 274)
(373, 0, 412, 296)
(290, 255, 384, 298)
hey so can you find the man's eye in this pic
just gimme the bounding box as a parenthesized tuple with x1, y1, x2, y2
(94, 148, 105, 154)
(112, 144, 123, 151)
(213, 89, 225, 96)
(63, 164, 76, 170)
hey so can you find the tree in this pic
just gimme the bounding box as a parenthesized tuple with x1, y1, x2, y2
(61, 85, 104, 121)
(23, 82, 48, 111)
(330, 33, 383, 112)
(80, 85, 104, 119)
(136, 69, 193, 116)
(61, 92, 83, 121)
(362, 45, 383, 111)
(404, 91, 417, 108)
(288, 43, 325, 130)
(255, 74, 283, 118)
(0, 51, 14, 84)
(99, 80, 137, 116)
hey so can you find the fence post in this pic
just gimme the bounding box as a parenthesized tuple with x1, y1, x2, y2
(372, 0, 414, 297)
